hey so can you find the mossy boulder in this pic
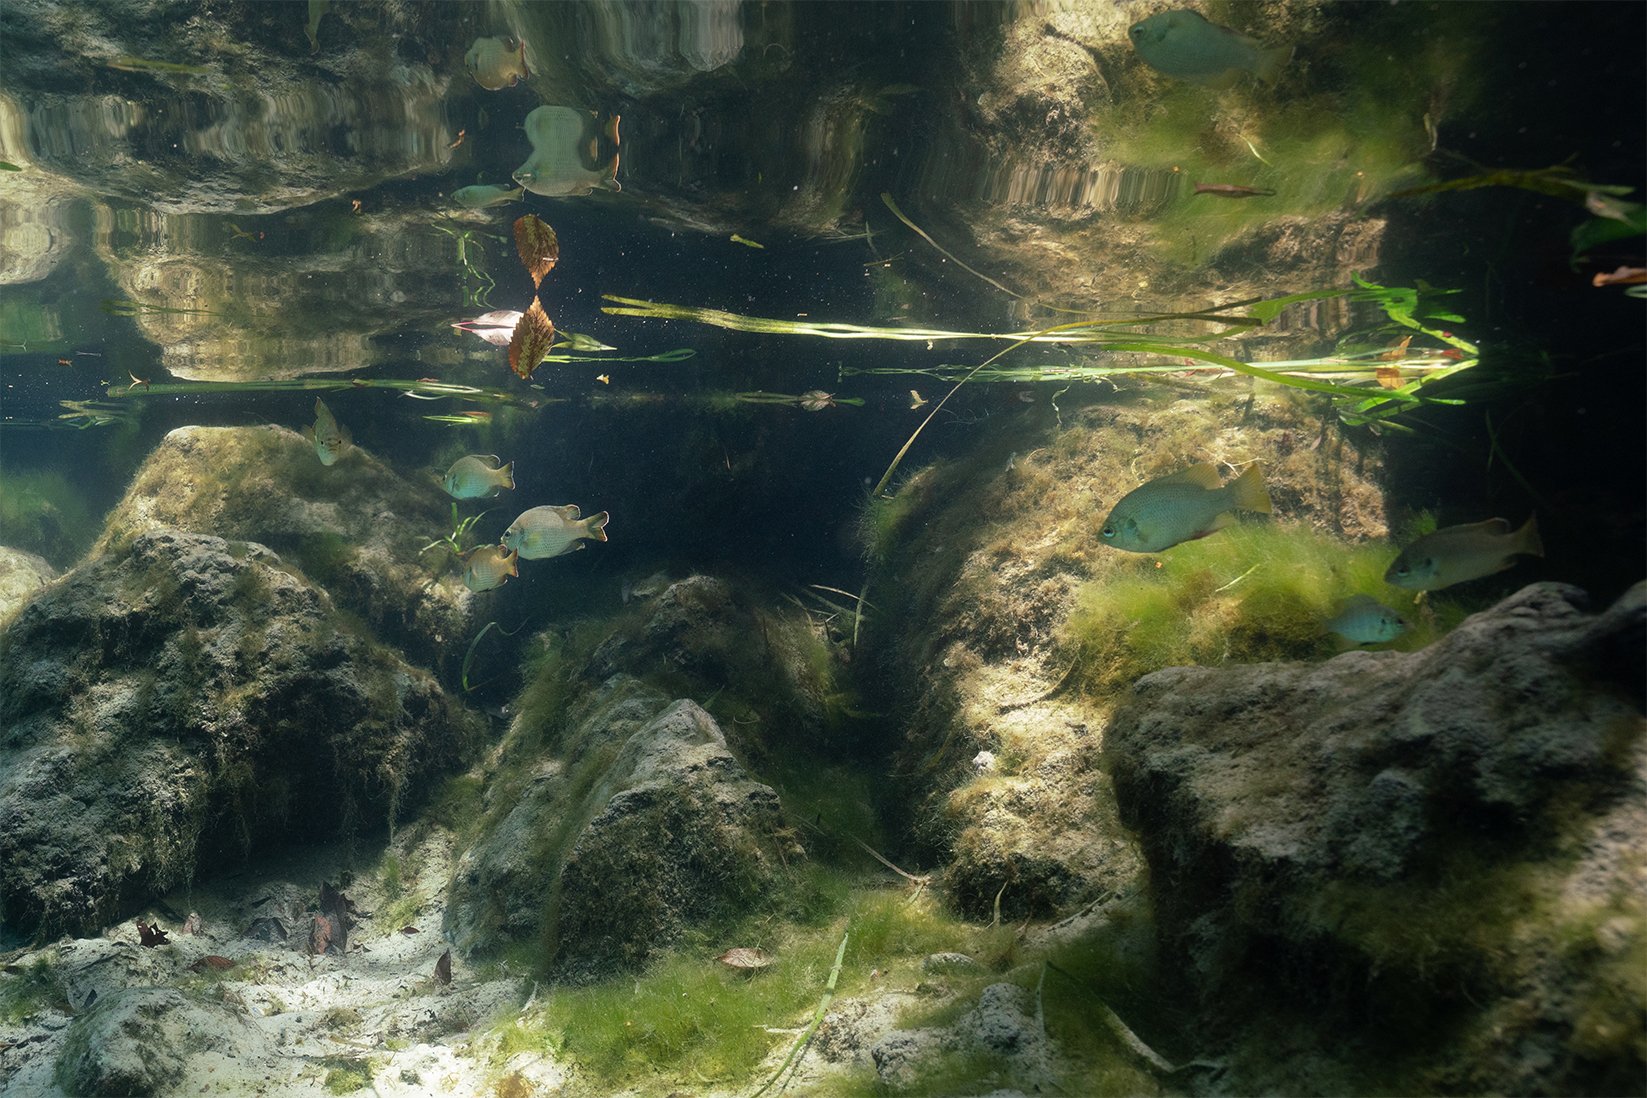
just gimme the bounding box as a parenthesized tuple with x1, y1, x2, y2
(446, 675, 785, 983)
(0, 527, 481, 939)
(97, 424, 474, 685)
(1104, 581, 1646, 1094)
(861, 390, 1386, 920)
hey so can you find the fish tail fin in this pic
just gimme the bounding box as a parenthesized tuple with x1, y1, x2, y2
(1516, 514, 1544, 558)
(584, 511, 610, 542)
(602, 153, 621, 192)
(1228, 463, 1272, 513)
(499, 462, 515, 490)
(604, 113, 621, 146)
(1256, 44, 1292, 85)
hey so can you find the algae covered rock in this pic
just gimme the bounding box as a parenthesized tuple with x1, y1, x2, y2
(97, 424, 475, 685)
(54, 986, 254, 1097)
(0, 527, 480, 939)
(447, 673, 785, 984)
(0, 545, 55, 628)
(1105, 581, 1647, 1094)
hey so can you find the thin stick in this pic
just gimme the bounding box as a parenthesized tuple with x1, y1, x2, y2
(880, 192, 1023, 299)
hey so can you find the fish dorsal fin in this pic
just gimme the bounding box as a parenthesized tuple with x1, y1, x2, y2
(553, 504, 581, 521)
(1452, 517, 1512, 536)
(1157, 463, 1223, 490)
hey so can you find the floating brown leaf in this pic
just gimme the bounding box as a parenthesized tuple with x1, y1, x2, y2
(508, 298, 556, 379)
(435, 948, 452, 986)
(189, 955, 235, 971)
(717, 947, 773, 970)
(513, 214, 560, 288)
(136, 920, 170, 947)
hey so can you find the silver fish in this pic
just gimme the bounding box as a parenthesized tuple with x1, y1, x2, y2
(1326, 595, 1408, 645)
(1128, 10, 1291, 88)
(502, 504, 609, 560)
(301, 397, 349, 466)
(462, 544, 518, 592)
(452, 184, 523, 209)
(1099, 463, 1271, 554)
(443, 455, 514, 500)
(1385, 516, 1542, 591)
(464, 36, 528, 91)
(513, 106, 621, 198)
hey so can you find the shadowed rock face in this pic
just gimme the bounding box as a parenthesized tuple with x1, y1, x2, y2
(0, 527, 481, 941)
(1105, 581, 1646, 1095)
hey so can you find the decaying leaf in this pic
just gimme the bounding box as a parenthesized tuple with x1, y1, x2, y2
(799, 390, 836, 412)
(513, 214, 560, 288)
(399, 926, 420, 935)
(435, 948, 452, 986)
(308, 914, 334, 959)
(717, 947, 773, 970)
(181, 912, 203, 936)
(1379, 335, 1413, 361)
(1375, 365, 1404, 389)
(189, 955, 235, 972)
(508, 298, 556, 379)
(136, 920, 170, 947)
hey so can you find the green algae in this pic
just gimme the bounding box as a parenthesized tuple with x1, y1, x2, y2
(1063, 521, 1470, 698)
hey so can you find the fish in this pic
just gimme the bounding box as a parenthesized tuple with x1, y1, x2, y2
(513, 106, 621, 198)
(1099, 463, 1272, 553)
(1325, 594, 1409, 645)
(464, 36, 528, 91)
(301, 397, 350, 466)
(442, 454, 515, 499)
(1384, 516, 1543, 591)
(452, 184, 524, 209)
(1127, 10, 1291, 88)
(462, 545, 518, 592)
(502, 505, 610, 560)
(1193, 182, 1276, 197)
(453, 309, 524, 347)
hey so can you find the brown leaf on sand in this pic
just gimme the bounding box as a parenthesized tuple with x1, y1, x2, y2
(435, 948, 452, 986)
(308, 914, 334, 960)
(136, 920, 170, 947)
(513, 214, 560, 289)
(716, 947, 773, 971)
(399, 926, 420, 935)
(189, 955, 235, 972)
(508, 298, 555, 379)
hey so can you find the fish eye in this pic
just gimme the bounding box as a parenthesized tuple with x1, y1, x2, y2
(1101, 524, 1116, 538)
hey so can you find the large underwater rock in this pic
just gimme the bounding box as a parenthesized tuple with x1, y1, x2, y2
(0, 545, 56, 628)
(860, 391, 1386, 921)
(0, 527, 481, 939)
(54, 986, 253, 1097)
(1105, 581, 1646, 1095)
(446, 673, 784, 984)
(98, 424, 475, 686)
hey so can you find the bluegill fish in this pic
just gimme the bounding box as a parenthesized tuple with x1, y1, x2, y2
(1100, 463, 1271, 553)
(301, 397, 349, 466)
(502, 504, 609, 560)
(1384, 516, 1542, 591)
(465, 36, 528, 91)
(452, 184, 524, 209)
(1326, 595, 1408, 645)
(443, 455, 515, 499)
(462, 545, 518, 592)
(1128, 10, 1291, 88)
(513, 106, 621, 198)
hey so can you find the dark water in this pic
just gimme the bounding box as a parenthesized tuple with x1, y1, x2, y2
(1, 0, 1642, 604)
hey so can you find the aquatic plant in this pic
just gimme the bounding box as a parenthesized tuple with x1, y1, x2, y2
(419, 503, 490, 562)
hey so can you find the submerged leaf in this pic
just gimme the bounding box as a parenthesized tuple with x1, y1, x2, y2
(513, 215, 560, 288)
(718, 947, 773, 970)
(508, 299, 556, 378)
(188, 955, 235, 971)
(135, 920, 170, 947)
(435, 948, 452, 985)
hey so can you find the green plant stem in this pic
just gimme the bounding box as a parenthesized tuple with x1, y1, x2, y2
(751, 931, 848, 1098)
